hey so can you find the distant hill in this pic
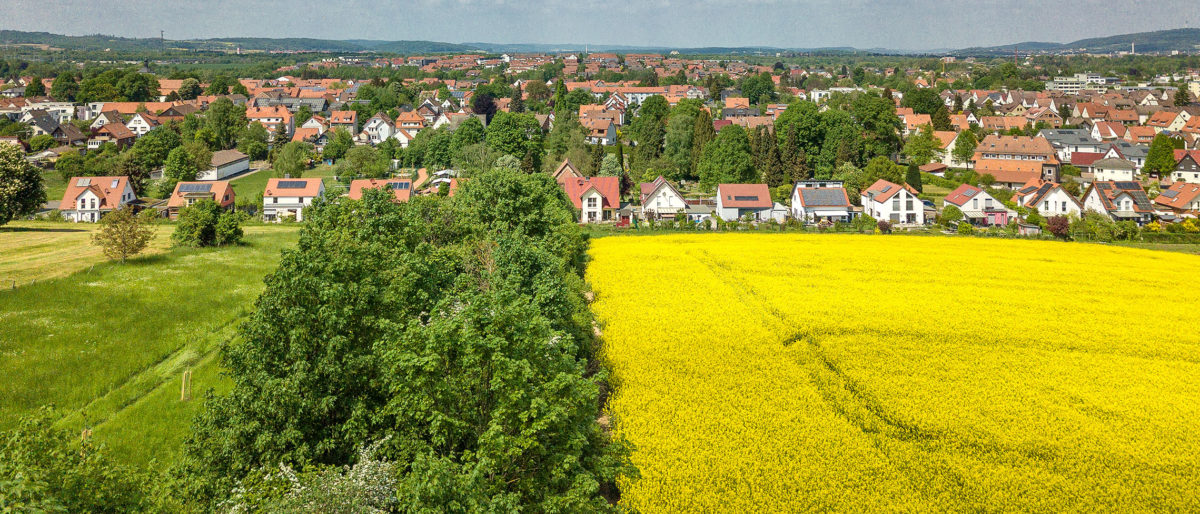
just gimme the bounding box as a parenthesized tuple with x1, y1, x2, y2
(0, 30, 476, 54)
(954, 28, 1200, 56)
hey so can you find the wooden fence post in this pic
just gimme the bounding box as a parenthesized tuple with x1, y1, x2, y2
(181, 370, 192, 401)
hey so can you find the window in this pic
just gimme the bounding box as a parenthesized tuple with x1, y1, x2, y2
(587, 197, 599, 208)
(1061, 201, 1067, 212)
(1043, 201, 1049, 211)
(906, 199, 913, 210)
(892, 198, 899, 210)
(985, 198, 993, 209)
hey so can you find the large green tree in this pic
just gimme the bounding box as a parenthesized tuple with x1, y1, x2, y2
(697, 124, 756, 189)
(0, 144, 45, 226)
(1144, 133, 1179, 176)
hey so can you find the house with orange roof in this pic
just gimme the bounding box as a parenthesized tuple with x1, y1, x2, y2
(1145, 110, 1180, 133)
(348, 179, 413, 203)
(1153, 182, 1200, 215)
(790, 180, 853, 223)
(246, 105, 294, 139)
(1124, 126, 1156, 145)
(126, 112, 161, 136)
(262, 177, 325, 222)
(395, 110, 426, 134)
(581, 118, 616, 145)
(552, 159, 583, 183)
(972, 135, 1061, 187)
(329, 110, 358, 133)
(59, 176, 137, 222)
(88, 122, 136, 150)
(166, 181, 235, 220)
(561, 175, 619, 223)
(1082, 181, 1155, 225)
(1091, 121, 1127, 141)
(861, 179, 924, 225)
(715, 183, 787, 222)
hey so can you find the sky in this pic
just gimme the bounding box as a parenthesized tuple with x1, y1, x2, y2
(2, 0, 1197, 51)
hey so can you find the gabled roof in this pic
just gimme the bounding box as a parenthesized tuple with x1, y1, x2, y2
(264, 177, 323, 198)
(60, 176, 130, 210)
(1093, 157, 1136, 170)
(330, 110, 357, 124)
(795, 187, 850, 208)
(95, 122, 134, 140)
(862, 179, 917, 203)
(561, 176, 619, 209)
(943, 184, 984, 207)
(1013, 178, 1075, 209)
(348, 178, 413, 202)
(717, 183, 773, 209)
(167, 181, 234, 209)
(1087, 181, 1154, 214)
(1154, 182, 1200, 211)
(211, 149, 249, 168)
(638, 175, 682, 205)
(552, 159, 582, 184)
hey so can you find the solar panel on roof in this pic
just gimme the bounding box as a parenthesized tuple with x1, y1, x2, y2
(1161, 190, 1179, 199)
(880, 185, 892, 193)
(1116, 181, 1140, 189)
(387, 181, 410, 190)
(277, 180, 308, 189)
(179, 183, 212, 193)
(76, 178, 91, 186)
(963, 189, 979, 198)
(733, 195, 759, 201)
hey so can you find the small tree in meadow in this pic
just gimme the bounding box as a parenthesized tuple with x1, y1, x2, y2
(91, 206, 154, 262)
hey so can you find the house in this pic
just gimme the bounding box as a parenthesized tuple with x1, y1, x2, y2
(1171, 150, 1200, 183)
(262, 177, 324, 222)
(1103, 142, 1148, 172)
(59, 176, 137, 222)
(790, 180, 853, 223)
(973, 135, 1061, 187)
(199, 149, 251, 180)
(329, 110, 358, 133)
(932, 131, 962, 167)
(714, 183, 778, 222)
(638, 176, 687, 219)
(126, 113, 161, 136)
(1153, 182, 1200, 216)
(1012, 178, 1082, 217)
(1039, 128, 1105, 163)
(87, 122, 136, 151)
(166, 181, 235, 220)
(395, 110, 426, 134)
(943, 184, 1015, 226)
(1091, 121, 1126, 141)
(348, 178, 413, 203)
(1091, 158, 1138, 182)
(581, 118, 616, 145)
(1082, 181, 1155, 225)
(89, 110, 124, 130)
(360, 112, 394, 144)
(861, 179, 924, 225)
(561, 176, 619, 223)
(246, 106, 295, 139)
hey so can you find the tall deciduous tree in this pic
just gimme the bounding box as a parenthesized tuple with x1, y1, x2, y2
(0, 144, 45, 226)
(50, 73, 78, 102)
(903, 124, 939, 166)
(951, 129, 978, 166)
(160, 145, 199, 197)
(24, 76, 45, 97)
(697, 124, 755, 189)
(1145, 134, 1179, 176)
(272, 141, 311, 178)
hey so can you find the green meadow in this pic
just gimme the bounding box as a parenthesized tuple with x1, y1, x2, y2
(0, 222, 300, 465)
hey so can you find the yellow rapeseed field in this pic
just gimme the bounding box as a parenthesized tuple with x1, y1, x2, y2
(587, 233, 1200, 512)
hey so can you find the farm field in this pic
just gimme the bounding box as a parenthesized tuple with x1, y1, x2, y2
(0, 224, 300, 465)
(587, 233, 1200, 512)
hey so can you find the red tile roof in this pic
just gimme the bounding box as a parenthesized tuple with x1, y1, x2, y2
(862, 179, 918, 203)
(717, 183, 773, 208)
(60, 176, 130, 210)
(264, 177, 323, 198)
(1154, 182, 1200, 211)
(561, 176, 620, 209)
(166, 181, 234, 209)
(348, 178, 413, 202)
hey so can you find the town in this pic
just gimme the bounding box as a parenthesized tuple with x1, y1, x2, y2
(1, 46, 1199, 241)
(3, 22, 1200, 512)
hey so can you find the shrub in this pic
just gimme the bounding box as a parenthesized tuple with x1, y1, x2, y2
(957, 222, 974, 235)
(1046, 215, 1071, 240)
(876, 220, 892, 234)
(27, 134, 56, 152)
(173, 199, 244, 247)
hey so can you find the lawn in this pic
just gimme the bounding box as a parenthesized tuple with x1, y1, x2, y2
(0, 220, 174, 286)
(229, 164, 345, 200)
(0, 224, 300, 465)
(41, 169, 68, 205)
(588, 233, 1200, 511)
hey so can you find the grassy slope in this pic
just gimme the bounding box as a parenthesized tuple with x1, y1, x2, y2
(0, 225, 298, 465)
(0, 221, 174, 285)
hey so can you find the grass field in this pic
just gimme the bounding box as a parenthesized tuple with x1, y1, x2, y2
(588, 233, 1200, 511)
(0, 221, 174, 285)
(229, 164, 344, 200)
(0, 224, 299, 465)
